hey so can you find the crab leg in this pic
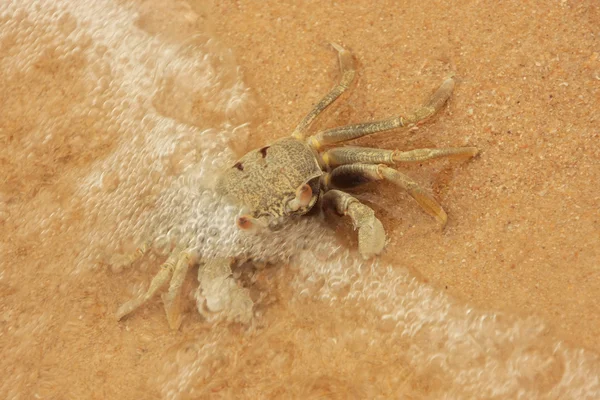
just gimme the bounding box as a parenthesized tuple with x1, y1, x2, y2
(307, 77, 455, 149)
(322, 189, 386, 259)
(110, 240, 152, 271)
(322, 146, 478, 168)
(328, 164, 448, 227)
(292, 43, 356, 139)
(116, 245, 184, 322)
(162, 249, 198, 329)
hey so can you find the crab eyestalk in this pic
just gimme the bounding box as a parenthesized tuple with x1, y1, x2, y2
(286, 183, 313, 212)
(236, 214, 267, 231)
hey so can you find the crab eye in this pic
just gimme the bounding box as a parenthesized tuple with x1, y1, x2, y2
(236, 215, 254, 230)
(297, 184, 312, 204)
(236, 214, 269, 231)
(286, 184, 313, 213)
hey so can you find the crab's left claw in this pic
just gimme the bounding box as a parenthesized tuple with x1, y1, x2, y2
(196, 258, 254, 324)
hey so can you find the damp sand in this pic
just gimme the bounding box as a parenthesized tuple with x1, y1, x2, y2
(1, 0, 599, 398)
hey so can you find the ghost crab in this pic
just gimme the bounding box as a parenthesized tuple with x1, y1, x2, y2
(219, 43, 478, 256)
(115, 44, 478, 328)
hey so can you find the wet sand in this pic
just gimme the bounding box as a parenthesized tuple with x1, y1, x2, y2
(197, 0, 600, 354)
(1, 0, 599, 398)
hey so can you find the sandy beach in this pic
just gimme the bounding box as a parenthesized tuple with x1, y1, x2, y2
(1, 0, 599, 398)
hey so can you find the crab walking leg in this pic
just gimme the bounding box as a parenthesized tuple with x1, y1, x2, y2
(292, 43, 356, 139)
(329, 164, 448, 226)
(307, 77, 455, 149)
(161, 249, 197, 330)
(110, 240, 152, 271)
(322, 189, 386, 259)
(322, 146, 479, 168)
(116, 246, 183, 321)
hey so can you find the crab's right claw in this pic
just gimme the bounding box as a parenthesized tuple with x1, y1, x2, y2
(356, 211, 386, 260)
(323, 190, 386, 260)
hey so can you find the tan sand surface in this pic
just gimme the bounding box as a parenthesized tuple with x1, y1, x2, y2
(1, 0, 599, 398)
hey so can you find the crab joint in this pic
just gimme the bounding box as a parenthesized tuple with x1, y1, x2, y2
(286, 183, 313, 212)
(307, 135, 323, 151)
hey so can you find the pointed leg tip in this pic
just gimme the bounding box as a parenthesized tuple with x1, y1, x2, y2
(454, 146, 480, 161)
(115, 305, 129, 322)
(330, 42, 345, 52)
(437, 210, 448, 229)
(441, 76, 456, 90)
(163, 304, 182, 331)
(166, 315, 182, 330)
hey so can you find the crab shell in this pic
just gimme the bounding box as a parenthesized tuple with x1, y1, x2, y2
(216, 137, 323, 227)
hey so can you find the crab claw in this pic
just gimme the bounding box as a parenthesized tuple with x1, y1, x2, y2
(196, 258, 254, 324)
(350, 202, 386, 259)
(323, 190, 386, 259)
